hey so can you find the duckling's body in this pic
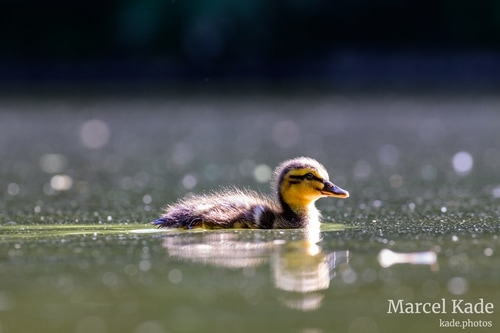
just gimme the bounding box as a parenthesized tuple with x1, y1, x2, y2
(153, 157, 349, 229)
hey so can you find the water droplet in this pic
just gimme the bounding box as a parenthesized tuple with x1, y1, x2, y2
(492, 185, 500, 198)
(447, 277, 468, 295)
(124, 264, 138, 276)
(452, 151, 473, 175)
(389, 174, 403, 188)
(50, 174, 73, 191)
(253, 164, 272, 183)
(142, 194, 153, 205)
(139, 260, 151, 271)
(378, 249, 437, 268)
(341, 266, 357, 284)
(80, 119, 111, 149)
(7, 183, 20, 196)
(168, 269, 183, 284)
(181, 174, 197, 189)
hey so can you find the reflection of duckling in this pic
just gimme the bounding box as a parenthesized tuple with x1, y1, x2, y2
(153, 157, 349, 229)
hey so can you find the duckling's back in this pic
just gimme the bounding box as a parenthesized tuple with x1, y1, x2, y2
(153, 188, 278, 229)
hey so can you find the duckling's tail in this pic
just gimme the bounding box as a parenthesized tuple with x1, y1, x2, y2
(152, 216, 201, 229)
(152, 215, 182, 227)
(152, 217, 178, 228)
(152, 217, 167, 228)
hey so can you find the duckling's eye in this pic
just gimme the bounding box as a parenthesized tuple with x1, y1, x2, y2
(305, 173, 314, 180)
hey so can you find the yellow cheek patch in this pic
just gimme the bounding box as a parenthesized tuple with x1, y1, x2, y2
(280, 189, 319, 211)
(280, 168, 326, 211)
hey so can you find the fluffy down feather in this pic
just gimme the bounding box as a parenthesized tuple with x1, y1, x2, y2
(153, 188, 278, 229)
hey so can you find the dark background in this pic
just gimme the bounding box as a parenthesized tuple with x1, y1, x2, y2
(2, 0, 500, 90)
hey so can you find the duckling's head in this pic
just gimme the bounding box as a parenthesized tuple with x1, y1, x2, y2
(273, 157, 349, 214)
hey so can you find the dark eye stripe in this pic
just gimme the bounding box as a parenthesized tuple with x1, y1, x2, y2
(289, 174, 323, 183)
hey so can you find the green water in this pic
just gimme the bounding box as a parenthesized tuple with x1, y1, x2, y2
(1, 92, 500, 332)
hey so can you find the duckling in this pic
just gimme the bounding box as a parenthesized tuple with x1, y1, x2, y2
(153, 157, 349, 229)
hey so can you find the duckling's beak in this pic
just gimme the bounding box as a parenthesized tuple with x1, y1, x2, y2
(321, 180, 349, 198)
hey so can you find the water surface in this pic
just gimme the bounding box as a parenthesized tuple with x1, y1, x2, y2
(1, 92, 499, 332)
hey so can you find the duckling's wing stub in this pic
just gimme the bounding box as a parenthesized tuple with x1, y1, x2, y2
(153, 190, 278, 229)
